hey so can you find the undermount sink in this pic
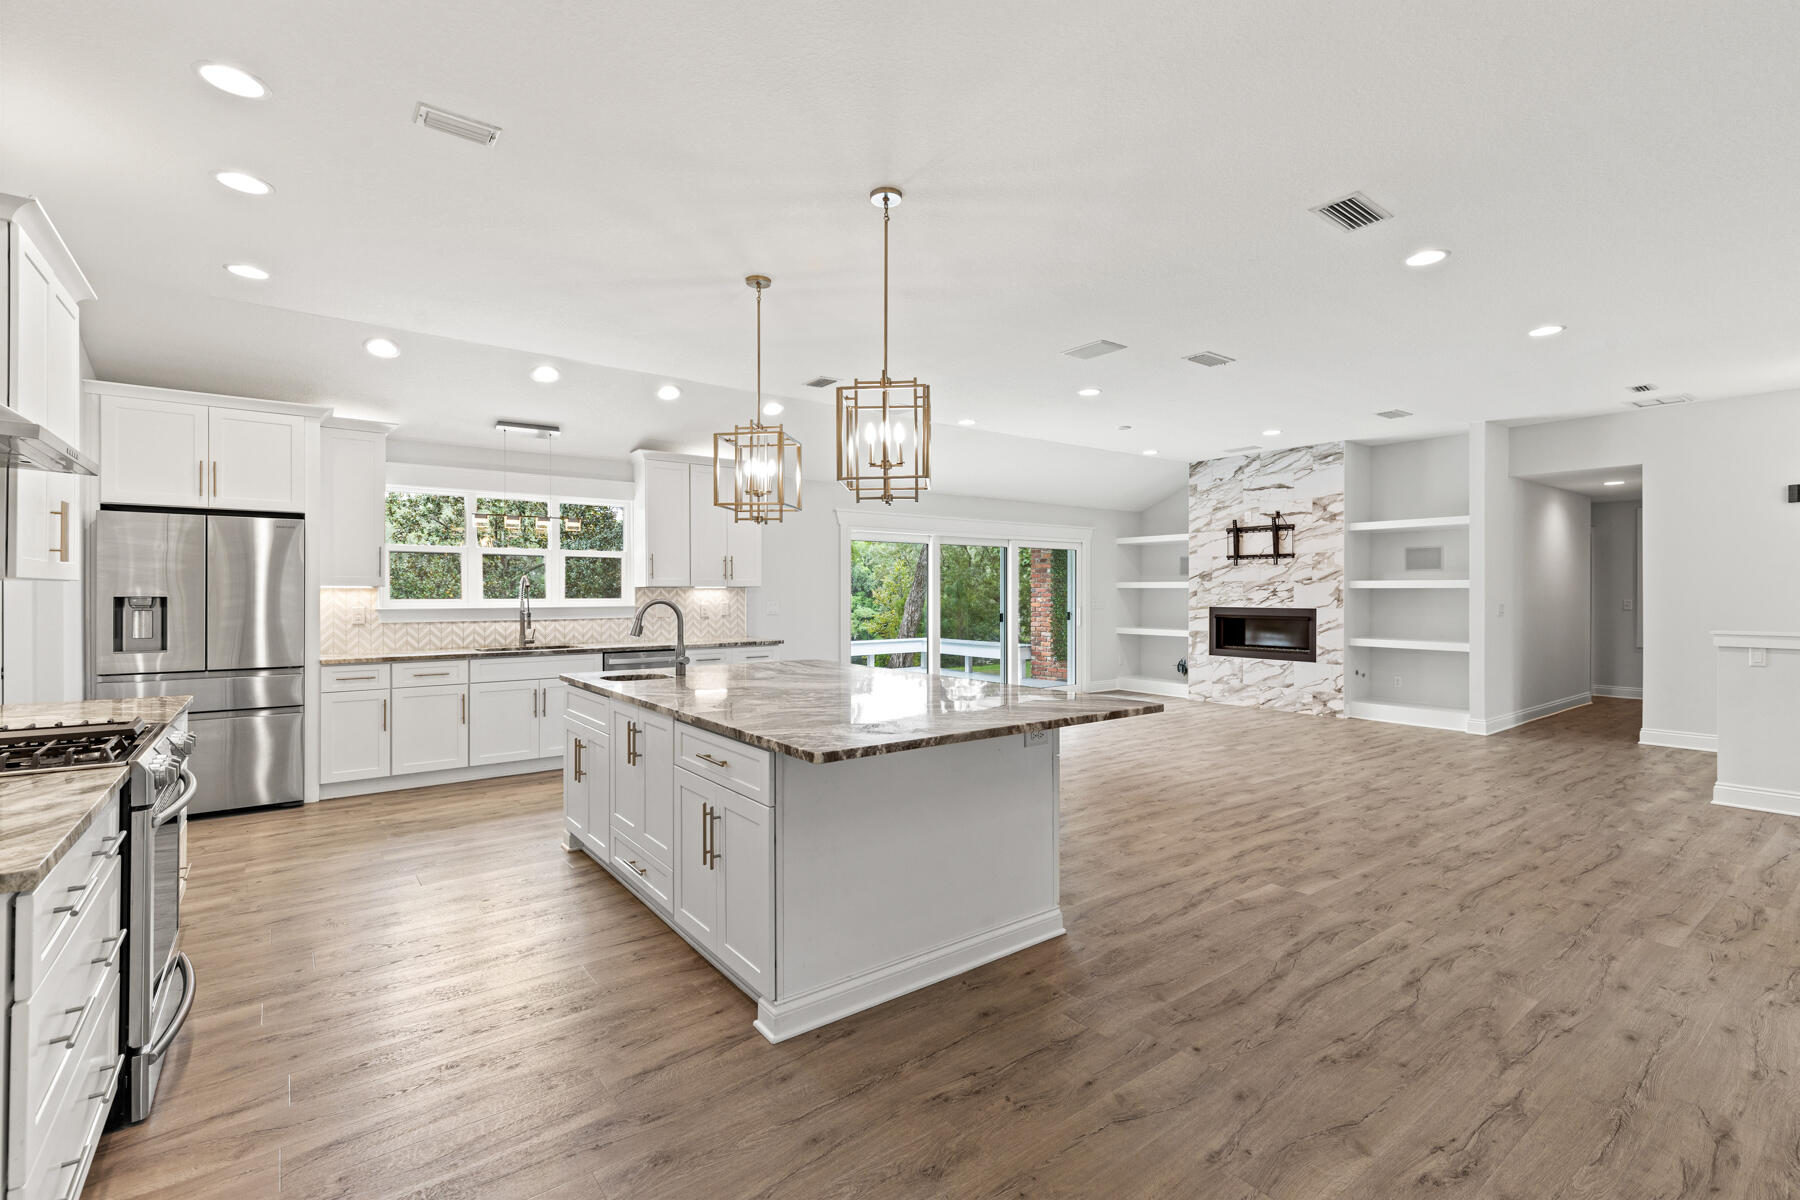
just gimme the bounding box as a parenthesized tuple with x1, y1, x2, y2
(477, 643, 580, 652)
(599, 672, 673, 682)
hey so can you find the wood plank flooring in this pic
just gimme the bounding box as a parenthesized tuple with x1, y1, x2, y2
(81, 698, 1800, 1199)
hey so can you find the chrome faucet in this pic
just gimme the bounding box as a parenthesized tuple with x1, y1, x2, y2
(630, 598, 689, 676)
(517, 563, 545, 647)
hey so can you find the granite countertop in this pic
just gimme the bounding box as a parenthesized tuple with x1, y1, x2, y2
(321, 638, 784, 667)
(0, 696, 193, 893)
(563, 659, 1164, 764)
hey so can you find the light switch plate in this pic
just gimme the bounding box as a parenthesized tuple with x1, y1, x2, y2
(1622, 599, 1633, 612)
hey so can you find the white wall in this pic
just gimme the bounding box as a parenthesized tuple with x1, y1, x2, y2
(1509, 388, 1800, 743)
(1123, 487, 1188, 684)
(1591, 500, 1642, 694)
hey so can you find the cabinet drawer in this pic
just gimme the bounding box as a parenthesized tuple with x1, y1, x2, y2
(566, 688, 609, 731)
(469, 653, 605, 683)
(7, 973, 120, 1200)
(675, 724, 771, 805)
(610, 828, 672, 914)
(14, 792, 123, 998)
(393, 660, 468, 687)
(8, 910, 122, 1188)
(322, 663, 391, 692)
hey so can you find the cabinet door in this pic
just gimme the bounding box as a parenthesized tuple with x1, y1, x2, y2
(672, 771, 720, 948)
(6, 469, 79, 581)
(319, 429, 387, 587)
(208, 407, 306, 511)
(726, 519, 762, 587)
(536, 678, 568, 756)
(611, 703, 646, 840)
(716, 787, 774, 996)
(390, 684, 469, 775)
(8, 225, 51, 424)
(99, 395, 210, 507)
(687, 464, 729, 587)
(468, 680, 541, 765)
(636, 709, 676, 865)
(44, 280, 81, 438)
(321, 690, 391, 783)
(641, 458, 691, 586)
(565, 724, 610, 855)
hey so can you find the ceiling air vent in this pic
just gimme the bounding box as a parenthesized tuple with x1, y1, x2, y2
(413, 103, 502, 146)
(1627, 393, 1694, 408)
(805, 376, 839, 388)
(1184, 351, 1235, 367)
(1629, 383, 1657, 393)
(1312, 192, 1391, 231)
(1063, 339, 1127, 360)
(1375, 408, 1413, 420)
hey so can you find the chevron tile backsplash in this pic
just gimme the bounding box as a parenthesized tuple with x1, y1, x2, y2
(318, 588, 749, 657)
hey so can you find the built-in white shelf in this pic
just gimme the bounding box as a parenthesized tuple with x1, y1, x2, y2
(1116, 533, 1188, 545)
(1347, 579, 1470, 590)
(1349, 637, 1471, 653)
(1119, 626, 1190, 638)
(1347, 515, 1471, 533)
(1346, 699, 1470, 732)
(1118, 581, 1188, 590)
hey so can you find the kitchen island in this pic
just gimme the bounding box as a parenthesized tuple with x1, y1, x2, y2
(560, 659, 1161, 1041)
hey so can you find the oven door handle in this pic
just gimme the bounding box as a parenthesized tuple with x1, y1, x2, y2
(153, 768, 199, 828)
(144, 952, 195, 1064)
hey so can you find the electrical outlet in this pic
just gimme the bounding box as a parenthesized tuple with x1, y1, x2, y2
(765, 600, 780, 616)
(1749, 647, 1769, 668)
(1392, 674, 1403, 688)
(1025, 730, 1049, 747)
(1622, 599, 1633, 612)
(351, 606, 367, 626)
(1496, 602, 1506, 618)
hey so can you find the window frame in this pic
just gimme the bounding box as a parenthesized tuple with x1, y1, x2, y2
(380, 485, 633, 614)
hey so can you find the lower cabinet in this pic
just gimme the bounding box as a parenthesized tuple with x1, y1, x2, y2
(563, 720, 610, 857)
(468, 678, 565, 765)
(611, 701, 674, 868)
(391, 683, 468, 775)
(320, 688, 391, 783)
(673, 769, 774, 996)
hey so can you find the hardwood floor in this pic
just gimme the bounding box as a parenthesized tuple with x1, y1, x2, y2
(82, 697, 1800, 1199)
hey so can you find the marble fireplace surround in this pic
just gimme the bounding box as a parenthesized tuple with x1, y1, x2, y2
(1187, 444, 1345, 716)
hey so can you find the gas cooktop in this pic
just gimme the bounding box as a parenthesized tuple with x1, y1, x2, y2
(0, 719, 149, 776)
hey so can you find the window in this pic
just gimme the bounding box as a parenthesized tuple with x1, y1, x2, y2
(383, 487, 628, 607)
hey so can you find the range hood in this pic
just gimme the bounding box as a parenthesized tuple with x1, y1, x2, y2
(0, 411, 98, 476)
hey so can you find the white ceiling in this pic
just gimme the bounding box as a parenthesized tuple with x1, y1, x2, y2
(6, 1, 1800, 507)
(1519, 466, 1644, 501)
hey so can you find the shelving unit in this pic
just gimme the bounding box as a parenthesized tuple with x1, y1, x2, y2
(1342, 434, 1474, 731)
(1117, 580, 1189, 589)
(1118, 626, 1189, 638)
(1115, 528, 1190, 697)
(1116, 533, 1188, 545)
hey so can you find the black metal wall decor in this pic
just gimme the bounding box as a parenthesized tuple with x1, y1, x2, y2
(1226, 512, 1295, 563)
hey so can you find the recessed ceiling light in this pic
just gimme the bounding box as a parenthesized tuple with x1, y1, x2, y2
(1527, 324, 1566, 338)
(1602, 480, 1626, 486)
(762, 401, 784, 416)
(655, 384, 681, 401)
(1262, 429, 1282, 438)
(957, 418, 975, 426)
(214, 170, 273, 196)
(1117, 425, 1133, 431)
(1404, 248, 1449, 268)
(363, 337, 400, 359)
(197, 63, 267, 98)
(529, 364, 560, 384)
(224, 263, 269, 280)
(1077, 388, 1101, 398)
(1142, 449, 1158, 456)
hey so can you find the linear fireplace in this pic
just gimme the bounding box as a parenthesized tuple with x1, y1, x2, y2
(1208, 606, 1317, 663)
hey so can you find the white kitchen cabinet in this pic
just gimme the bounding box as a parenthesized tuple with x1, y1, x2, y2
(688, 465, 729, 587)
(672, 770, 719, 946)
(207, 406, 305, 511)
(563, 722, 610, 856)
(320, 688, 391, 782)
(468, 679, 542, 765)
(390, 683, 469, 775)
(639, 456, 691, 587)
(726, 519, 762, 586)
(611, 701, 673, 865)
(319, 425, 389, 587)
(97, 393, 209, 507)
(7, 470, 80, 581)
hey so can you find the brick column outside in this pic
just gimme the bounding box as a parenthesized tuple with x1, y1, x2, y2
(1029, 549, 1066, 681)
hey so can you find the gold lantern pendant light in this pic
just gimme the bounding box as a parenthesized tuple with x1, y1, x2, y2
(714, 274, 803, 524)
(836, 186, 930, 504)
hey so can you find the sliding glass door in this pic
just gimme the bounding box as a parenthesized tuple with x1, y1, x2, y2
(1017, 545, 1075, 688)
(848, 537, 930, 671)
(937, 542, 1006, 679)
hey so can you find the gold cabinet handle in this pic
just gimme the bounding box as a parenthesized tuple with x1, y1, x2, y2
(461, 694, 467, 724)
(695, 751, 729, 769)
(48, 501, 70, 562)
(700, 801, 710, 865)
(626, 720, 638, 765)
(626, 858, 648, 877)
(382, 698, 388, 732)
(573, 737, 584, 782)
(211, 460, 218, 497)
(648, 552, 654, 579)
(414, 671, 451, 677)
(199, 460, 205, 496)
(533, 687, 539, 719)
(707, 804, 722, 869)
(729, 555, 734, 580)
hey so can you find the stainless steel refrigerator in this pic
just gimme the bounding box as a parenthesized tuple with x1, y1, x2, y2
(91, 510, 305, 813)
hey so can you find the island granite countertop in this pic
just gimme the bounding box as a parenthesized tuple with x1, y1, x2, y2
(563, 659, 1164, 764)
(322, 638, 783, 667)
(0, 695, 193, 893)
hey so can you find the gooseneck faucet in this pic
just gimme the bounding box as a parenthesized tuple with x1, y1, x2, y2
(630, 598, 689, 676)
(518, 562, 545, 648)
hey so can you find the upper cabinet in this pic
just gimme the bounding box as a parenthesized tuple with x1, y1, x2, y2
(3, 195, 94, 583)
(632, 451, 764, 589)
(94, 384, 308, 512)
(318, 424, 390, 588)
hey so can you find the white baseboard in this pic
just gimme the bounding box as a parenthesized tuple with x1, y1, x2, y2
(320, 756, 560, 799)
(1110, 675, 1188, 698)
(1639, 727, 1719, 753)
(1468, 692, 1591, 736)
(1592, 684, 1643, 699)
(1713, 782, 1800, 817)
(753, 908, 1065, 1044)
(1081, 677, 1118, 693)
